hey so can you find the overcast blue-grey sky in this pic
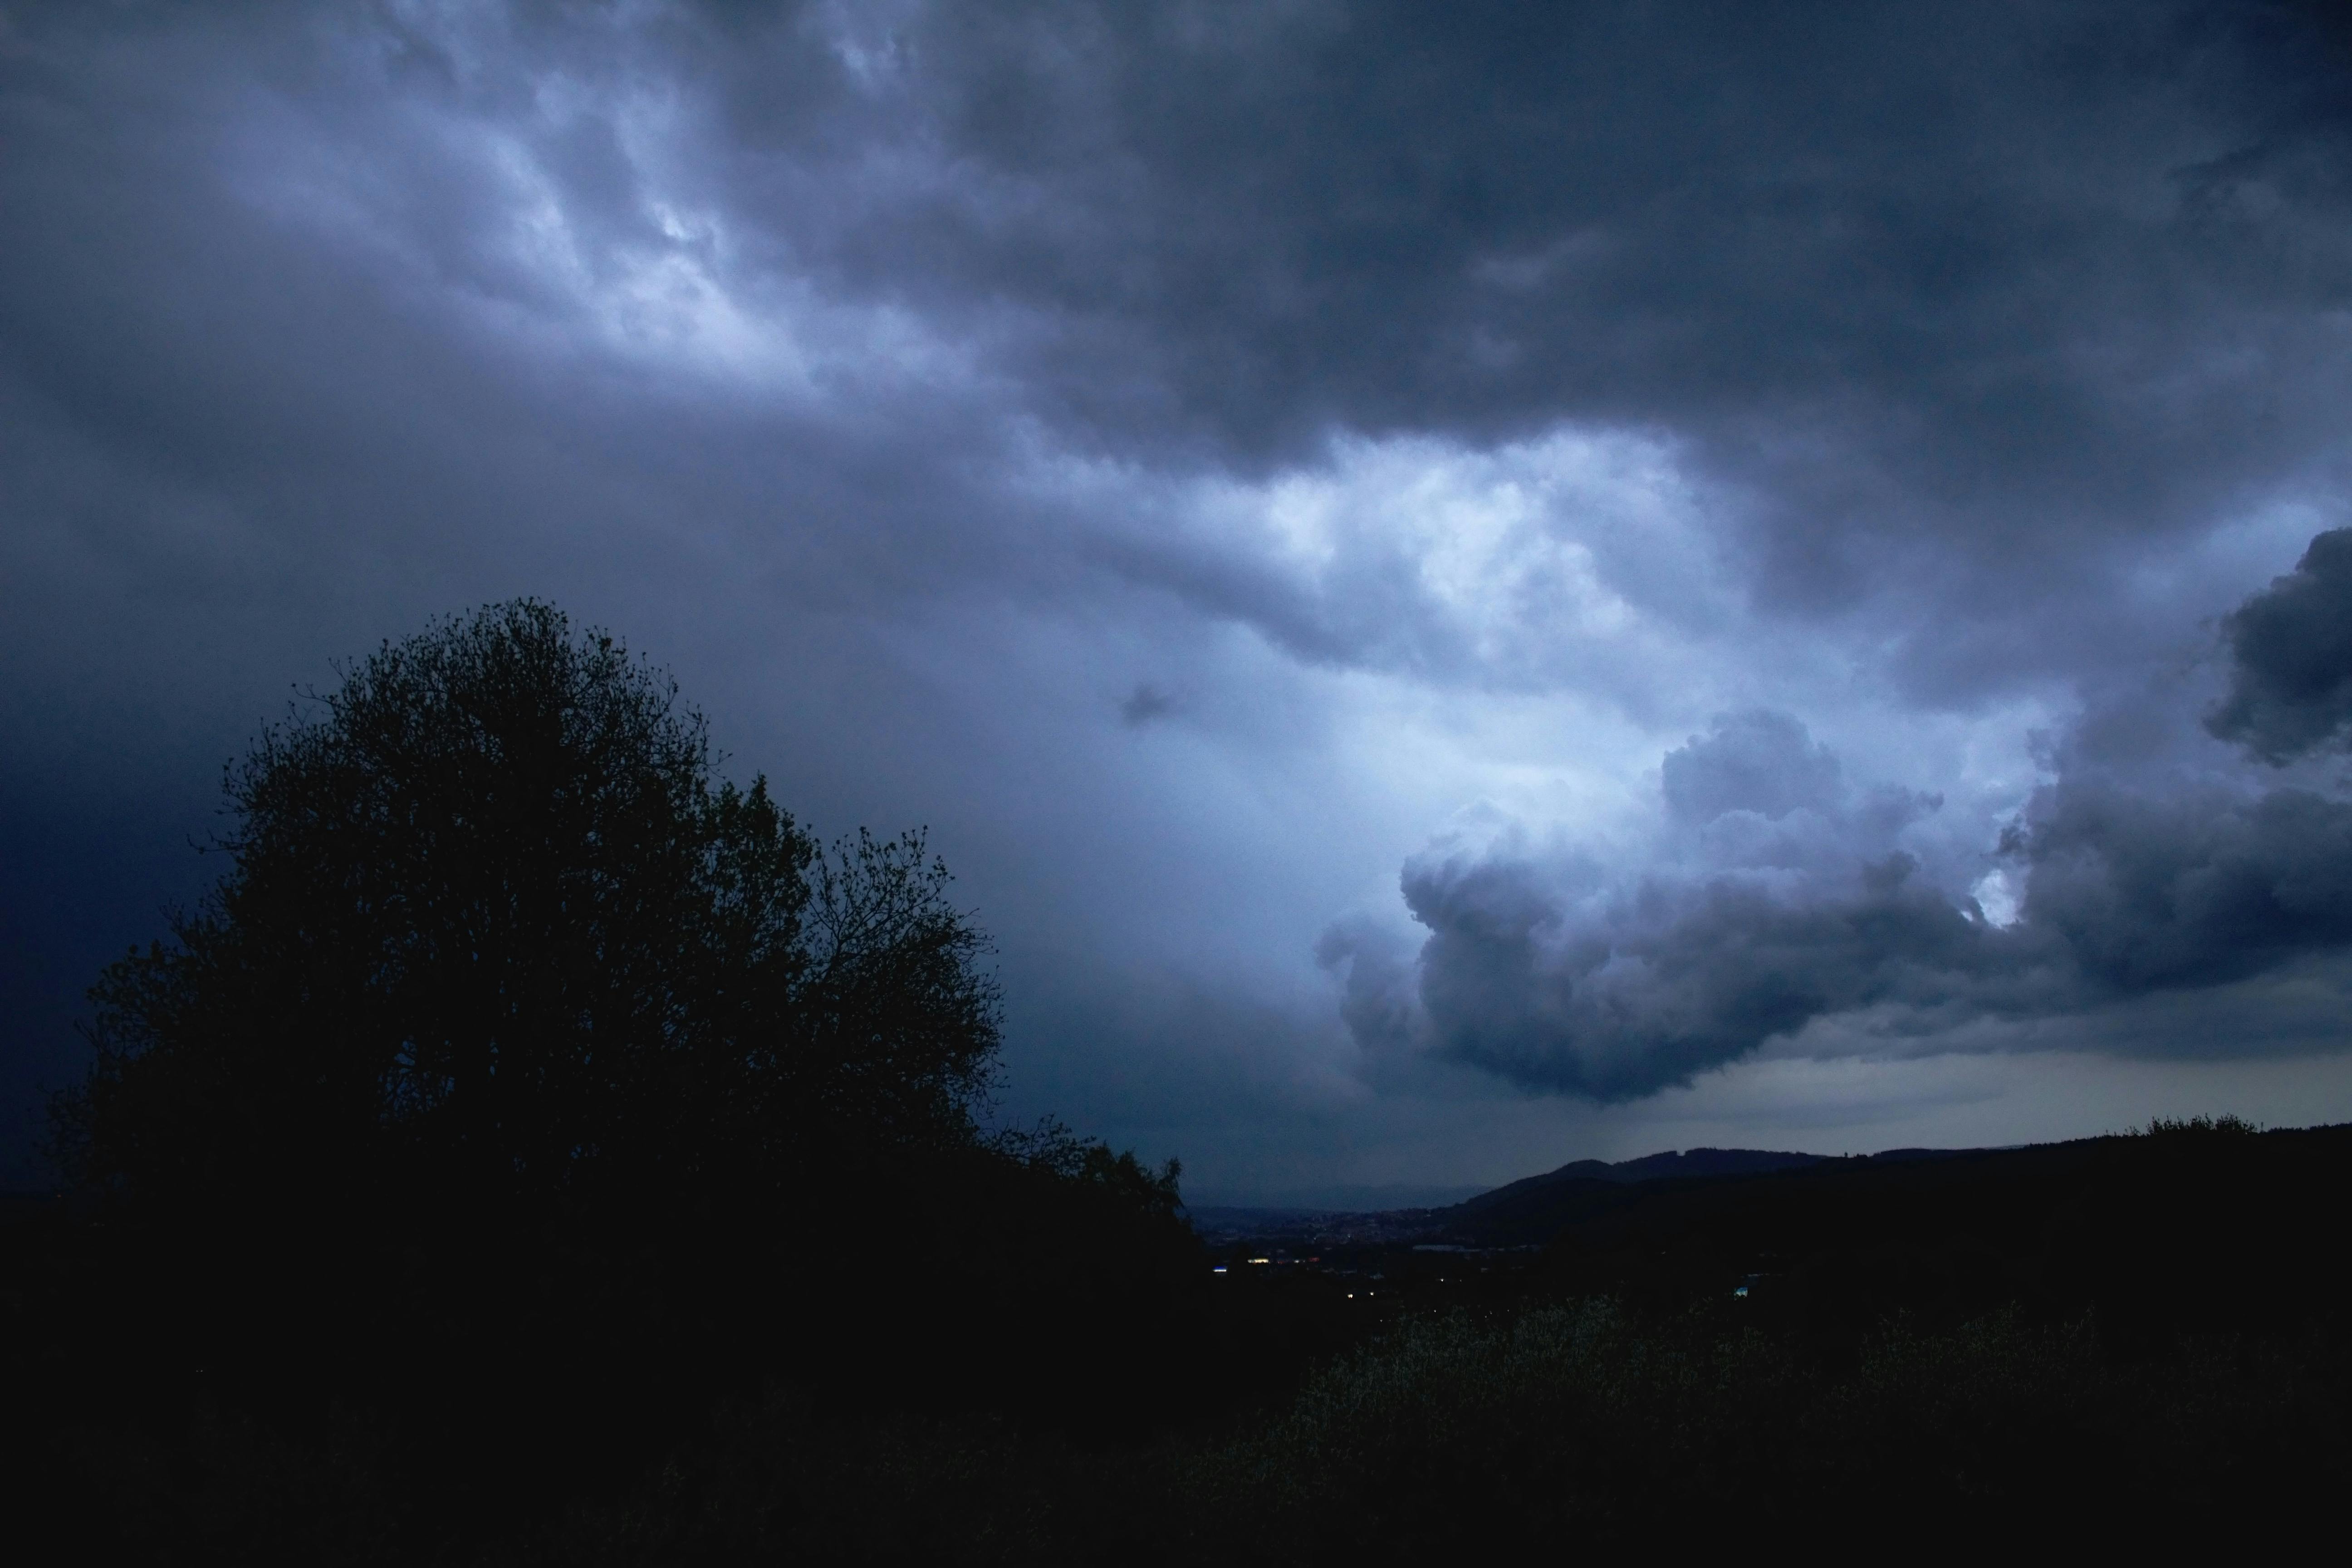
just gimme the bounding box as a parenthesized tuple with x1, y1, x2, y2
(9, 1, 2352, 1203)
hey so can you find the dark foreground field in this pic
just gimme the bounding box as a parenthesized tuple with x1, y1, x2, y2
(8, 1116, 2350, 1563)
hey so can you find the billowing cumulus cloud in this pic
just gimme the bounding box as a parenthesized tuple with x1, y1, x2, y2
(1354, 569, 2352, 1101)
(1373, 712, 2019, 1099)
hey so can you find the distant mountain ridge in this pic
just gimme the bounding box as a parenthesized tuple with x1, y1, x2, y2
(1440, 1142, 1999, 1247)
(1189, 1130, 2352, 1274)
(1187, 1147, 1969, 1232)
(1457, 1147, 1835, 1213)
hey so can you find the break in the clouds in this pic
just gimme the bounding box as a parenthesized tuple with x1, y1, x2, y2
(8, 2, 2352, 1194)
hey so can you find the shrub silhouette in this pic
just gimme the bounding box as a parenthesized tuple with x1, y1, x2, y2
(2140, 1112, 2261, 1137)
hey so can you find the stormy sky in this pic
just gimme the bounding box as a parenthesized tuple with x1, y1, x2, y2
(8, 1, 2352, 1201)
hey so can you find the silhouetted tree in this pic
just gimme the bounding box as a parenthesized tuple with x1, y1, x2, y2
(34, 602, 1205, 1530)
(54, 599, 1001, 1220)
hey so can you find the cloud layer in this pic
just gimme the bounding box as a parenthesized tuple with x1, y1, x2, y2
(9, 3, 2352, 1188)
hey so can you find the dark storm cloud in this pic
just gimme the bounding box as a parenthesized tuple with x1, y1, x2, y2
(2208, 528, 2352, 762)
(29, 0, 2325, 696)
(8, 0, 2347, 633)
(1403, 845, 2007, 1101)
(1367, 610, 2352, 1100)
(1385, 712, 2026, 1100)
(2020, 774, 2352, 991)
(685, 0, 2352, 691)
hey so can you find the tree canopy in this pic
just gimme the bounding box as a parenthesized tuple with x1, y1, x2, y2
(57, 599, 1002, 1217)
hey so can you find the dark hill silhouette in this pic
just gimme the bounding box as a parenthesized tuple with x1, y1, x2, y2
(1459, 1145, 1833, 1209)
(1423, 1118, 2352, 1347)
(1441, 1143, 1967, 1242)
(1185, 1146, 1989, 1254)
(1192, 1146, 1994, 1250)
(1182, 1121, 2352, 1351)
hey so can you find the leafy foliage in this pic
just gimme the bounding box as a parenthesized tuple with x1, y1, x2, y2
(54, 600, 999, 1215)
